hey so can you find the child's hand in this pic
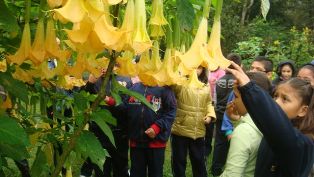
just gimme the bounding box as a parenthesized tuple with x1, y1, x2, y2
(204, 116, 212, 124)
(226, 61, 250, 87)
(227, 134, 232, 141)
(145, 128, 156, 139)
(226, 101, 241, 121)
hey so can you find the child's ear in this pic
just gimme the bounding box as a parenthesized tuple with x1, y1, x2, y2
(297, 105, 308, 118)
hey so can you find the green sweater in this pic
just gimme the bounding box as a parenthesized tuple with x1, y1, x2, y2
(220, 114, 262, 177)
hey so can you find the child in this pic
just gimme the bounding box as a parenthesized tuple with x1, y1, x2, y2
(297, 63, 314, 86)
(125, 82, 177, 177)
(249, 56, 273, 79)
(272, 60, 296, 86)
(220, 72, 272, 177)
(171, 66, 216, 177)
(227, 61, 314, 177)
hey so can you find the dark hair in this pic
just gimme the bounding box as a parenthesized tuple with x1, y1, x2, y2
(227, 53, 242, 69)
(246, 72, 272, 94)
(276, 60, 296, 77)
(254, 56, 273, 72)
(279, 78, 314, 139)
(197, 66, 208, 84)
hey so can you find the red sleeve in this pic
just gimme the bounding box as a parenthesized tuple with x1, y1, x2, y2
(150, 123, 161, 135)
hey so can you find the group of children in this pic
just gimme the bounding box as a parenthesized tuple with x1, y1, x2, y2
(79, 55, 314, 177)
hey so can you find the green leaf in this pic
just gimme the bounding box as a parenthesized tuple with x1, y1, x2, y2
(30, 147, 50, 177)
(73, 91, 89, 111)
(111, 76, 155, 111)
(0, 72, 29, 103)
(0, 143, 29, 160)
(261, 0, 270, 20)
(75, 131, 108, 171)
(176, 0, 195, 32)
(91, 110, 115, 147)
(110, 90, 122, 106)
(0, 115, 29, 146)
(0, 0, 19, 37)
(91, 109, 116, 126)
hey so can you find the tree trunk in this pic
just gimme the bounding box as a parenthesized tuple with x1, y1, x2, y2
(240, 0, 254, 26)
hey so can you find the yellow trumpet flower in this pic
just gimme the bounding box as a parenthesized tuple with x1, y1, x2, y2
(64, 16, 93, 44)
(178, 17, 209, 75)
(54, 0, 87, 23)
(151, 49, 182, 86)
(45, 19, 71, 62)
(151, 41, 162, 71)
(113, 0, 135, 52)
(104, 0, 124, 5)
(47, 0, 63, 8)
(57, 75, 86, 90)
(116, 51, 138, 77)
(12, 66, 34, 84)
(150, 25, 165, 37)
(93, 14, 125, 50)
(84, 0, 106, 22)
(0, 59, 7, 72)
(149, 0, 168, 26)
(133, 0, 151, 54)
(85, 56, 110, 78)
(7, 23, 31, 65)
(0, 95, 12, 109)
(30, 19, 46, 65)
(183, 69, 204, 88)
(206, 0, 230, 70)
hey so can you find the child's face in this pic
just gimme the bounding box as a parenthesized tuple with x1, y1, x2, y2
(233, 87, 247, 116)
(273, 83, 308, 119)
(281, 65, 293, 80)
(297, 68, 314, 86)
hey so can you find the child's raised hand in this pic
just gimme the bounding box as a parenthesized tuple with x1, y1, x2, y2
(145, 128, 156, 139)
(226, 101, 241, 121)
(226, 61, 250, 87)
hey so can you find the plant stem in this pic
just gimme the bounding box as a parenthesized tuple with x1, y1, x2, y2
(51, 53, 117, 177)
(202, 0, 211, 19)
(25, 0, 31, 23)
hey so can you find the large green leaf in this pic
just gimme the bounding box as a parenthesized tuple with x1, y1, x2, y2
(0, 115, 29, 146)
(111, 76, 155, 111)
(0, 143, 29, 160)
(261, 0, 270, 20)
(30, 147, 50, 177)
(91, 109, 116, 126)
(75, 131, 108, 171)
(91, 110, 115, 147)
(0, 0, 19, 37)
(176, 0, 195, 32)
(0, 72, 29, 103)
(73, 91, 89, 111)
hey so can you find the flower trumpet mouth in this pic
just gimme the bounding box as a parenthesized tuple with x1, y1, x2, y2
(53, 0, 87, 23)
(149, 0, 168, 26)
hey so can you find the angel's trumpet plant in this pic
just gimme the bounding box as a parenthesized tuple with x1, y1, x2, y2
(7, 23, 31, 65)
(30, 19, 46, 65)
(149, 0, 168, 26)
(113, 0, 135, 51)
(47, 0, 63, 8)
(64, 16, 93, 45)
(104, 0, 124, 5)
(206, 0, 230, 70)
(178, 17, 209, 75)
(184, 69, 204, 88)
(53, 0, 87, 23)
(84, 0, 106, 22)
(116, 51, 138, 77)
(45, 19, 71, 62)
(132, 0, 151, 54)
(150, 25, 165, 37)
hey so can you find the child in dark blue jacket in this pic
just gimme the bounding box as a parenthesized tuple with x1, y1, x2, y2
(227, 61, 314, 177)
(124, 82, 177, 177)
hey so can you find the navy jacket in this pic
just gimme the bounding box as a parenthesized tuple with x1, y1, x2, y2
(124, 83, 177, 144)
(239, 81, 314, 177)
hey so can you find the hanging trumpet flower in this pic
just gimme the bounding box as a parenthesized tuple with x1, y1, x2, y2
(30, 19, 46, 65)
(53, 0, 87, 23)
(149, 0, 168, 26)
(47, 0, 63, 8)
(0, 59, 7, 72)
(183, 69, 205, 88)
(206, 0, 230, 70)
(132, 0, 151, 54)
(178, 17, 209, 75)
(116, 51, 138, 77)
(7, 23, 31, 65)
